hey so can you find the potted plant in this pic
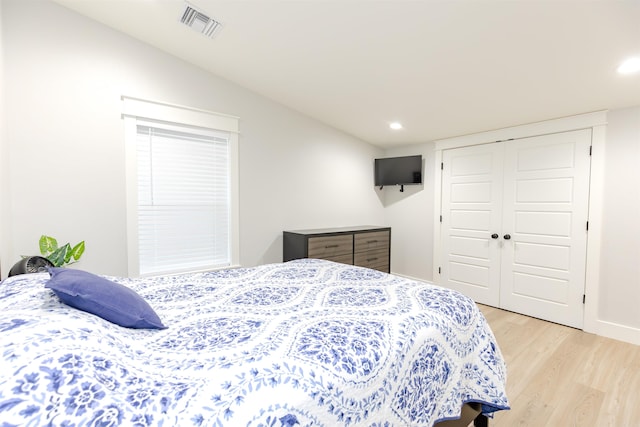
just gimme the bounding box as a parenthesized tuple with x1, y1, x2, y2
(8, 235, 85, 276)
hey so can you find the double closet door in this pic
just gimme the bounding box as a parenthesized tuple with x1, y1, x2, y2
(440, 129, 592, 329)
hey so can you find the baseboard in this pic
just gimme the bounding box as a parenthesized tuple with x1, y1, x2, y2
(590, 319, 640, 346)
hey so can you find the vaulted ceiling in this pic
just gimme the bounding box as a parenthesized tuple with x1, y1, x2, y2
(52, 0, 640, 147)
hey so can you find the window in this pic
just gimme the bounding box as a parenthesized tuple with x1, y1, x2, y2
(123, 97, 239, 276)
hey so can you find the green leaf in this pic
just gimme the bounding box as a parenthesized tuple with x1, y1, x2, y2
(37, 236, 85, 267)
(39, 235, 58, 257)
(69, 241, 85, 262)
(63, 243, 76, 264)
(48, 245, 69, 267)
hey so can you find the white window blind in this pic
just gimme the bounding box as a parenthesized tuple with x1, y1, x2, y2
(136, 121, 231, 275)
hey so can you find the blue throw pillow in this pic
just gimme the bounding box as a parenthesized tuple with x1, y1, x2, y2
(45, 268, 166, 329)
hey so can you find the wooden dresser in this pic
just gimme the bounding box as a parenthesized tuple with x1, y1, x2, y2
(283, 226, 391, 273)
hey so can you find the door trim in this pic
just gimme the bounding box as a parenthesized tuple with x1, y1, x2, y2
(433, 110, 607, 335)
(434, 111, 607, 151)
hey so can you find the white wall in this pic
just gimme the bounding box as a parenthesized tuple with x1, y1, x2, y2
(380, 143, 436, 280)
(599, 106, 640, 331)
(0, 0, 384, 276)
(0, 1, 10, 278)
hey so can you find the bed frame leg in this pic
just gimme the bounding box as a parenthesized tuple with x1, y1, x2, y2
(473, 414, 488, 427)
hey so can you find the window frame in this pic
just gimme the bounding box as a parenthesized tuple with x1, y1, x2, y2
(122, 96, 240, 277)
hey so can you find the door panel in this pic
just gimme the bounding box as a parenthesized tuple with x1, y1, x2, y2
(516, 142, 576, 171)
(500, 129, 591, 328)
(441, 143, 503, 306)
(516, 178, 574, 202)
(450, 261, 490, 288)
(512, 272, 569, 304)
(515, 211, 572, 236)
(450, 210, 492, 230)
(514, 242, 570, 271)
(450, 236, 490, 259)
(451, 182, 493, 203)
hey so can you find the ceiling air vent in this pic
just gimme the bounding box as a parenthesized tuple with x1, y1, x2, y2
(180, 3, 223, 38)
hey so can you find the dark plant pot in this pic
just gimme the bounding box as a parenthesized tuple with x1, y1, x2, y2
(8, 256, 54, 277)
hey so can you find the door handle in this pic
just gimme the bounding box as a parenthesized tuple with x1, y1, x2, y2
(503, 234, 511, 240)
(491, 233, 499, 239)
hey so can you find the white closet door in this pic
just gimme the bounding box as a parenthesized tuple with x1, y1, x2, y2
(441, 143, 504, 306)
(500, 129, 591, 329)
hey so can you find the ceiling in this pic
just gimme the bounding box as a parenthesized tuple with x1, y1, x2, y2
(52, 0, 640, 148)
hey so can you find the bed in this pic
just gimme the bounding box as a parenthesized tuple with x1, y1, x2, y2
(0, 258, 509, 426)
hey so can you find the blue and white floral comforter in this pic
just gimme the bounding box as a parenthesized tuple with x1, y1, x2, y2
(0, 259, 509, 426)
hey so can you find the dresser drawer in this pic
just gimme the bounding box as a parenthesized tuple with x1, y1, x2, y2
(354, 230, 390, 253)
(323, 253, 355, 265)
(354, 248, 389, 272)
(307, 235, 353, 259)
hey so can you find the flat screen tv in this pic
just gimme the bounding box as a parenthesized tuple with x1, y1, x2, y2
(375, 155, 422, 190)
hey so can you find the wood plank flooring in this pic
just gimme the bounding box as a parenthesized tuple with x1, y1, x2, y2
(477, 304, 640, 427)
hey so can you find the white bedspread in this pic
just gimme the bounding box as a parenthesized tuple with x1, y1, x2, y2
(0, 259, 509, 426)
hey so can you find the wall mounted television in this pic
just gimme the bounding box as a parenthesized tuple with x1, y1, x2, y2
(374, 155, 422, 191)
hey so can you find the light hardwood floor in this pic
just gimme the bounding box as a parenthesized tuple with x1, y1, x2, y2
(477, 304, 640, 427)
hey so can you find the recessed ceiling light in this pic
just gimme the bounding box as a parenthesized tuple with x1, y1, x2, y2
(617, 57, 640, 75)
(389, 122, 403, 130)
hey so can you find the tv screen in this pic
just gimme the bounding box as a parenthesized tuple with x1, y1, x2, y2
(375, 155, 422, 187)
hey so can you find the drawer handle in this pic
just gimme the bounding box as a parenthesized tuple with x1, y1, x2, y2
(367, 240, 378, 244)
(325, 244, 339, 248)
(367, 257, 378, 262)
